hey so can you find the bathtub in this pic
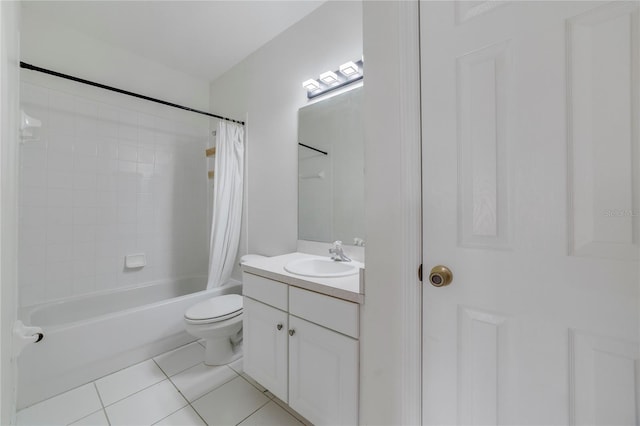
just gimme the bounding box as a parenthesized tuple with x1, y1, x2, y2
(17, 276, 241, 409)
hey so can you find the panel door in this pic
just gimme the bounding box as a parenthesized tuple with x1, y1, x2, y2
(421, 1, 640, 425)
(288, 316, 358, 426)
(243, 296, 288, 402)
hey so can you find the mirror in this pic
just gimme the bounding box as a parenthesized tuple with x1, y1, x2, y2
(297, 87, 365, 245)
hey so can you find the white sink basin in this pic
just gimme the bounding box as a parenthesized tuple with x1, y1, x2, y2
(284, 257, 359, 278)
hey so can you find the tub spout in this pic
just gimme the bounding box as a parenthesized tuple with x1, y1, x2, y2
(13, 320, 44, 358)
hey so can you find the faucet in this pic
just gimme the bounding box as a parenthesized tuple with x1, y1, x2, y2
(329, 240, 351, 262)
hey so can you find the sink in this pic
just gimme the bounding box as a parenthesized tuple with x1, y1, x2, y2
(284, 257, 359, 278)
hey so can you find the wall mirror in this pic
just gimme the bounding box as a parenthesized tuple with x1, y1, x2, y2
(297, 86, 365, 245)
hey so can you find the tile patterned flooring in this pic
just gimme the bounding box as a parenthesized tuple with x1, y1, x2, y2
(17, 341, 309, 426)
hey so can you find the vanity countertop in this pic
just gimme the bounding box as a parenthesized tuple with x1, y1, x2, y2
(241, 252, 364, 304)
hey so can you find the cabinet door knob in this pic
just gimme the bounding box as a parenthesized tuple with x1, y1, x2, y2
(277, 323, 283, 331)
(288, 329, 295, 336)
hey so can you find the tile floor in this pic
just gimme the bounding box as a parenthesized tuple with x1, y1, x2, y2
(17, 341, 310, 426)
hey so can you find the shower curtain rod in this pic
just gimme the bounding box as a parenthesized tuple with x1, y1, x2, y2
(20, 62, 245, 125)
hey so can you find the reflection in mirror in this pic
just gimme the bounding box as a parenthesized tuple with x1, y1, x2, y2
(298, 86, 364, 245)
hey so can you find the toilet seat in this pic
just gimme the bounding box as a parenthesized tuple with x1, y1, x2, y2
(184, 294, 243, 325)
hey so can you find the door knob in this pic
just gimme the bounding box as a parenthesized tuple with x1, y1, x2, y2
(289, 329, 295, 336)
(277, 323, 283, 331)
(429, 265, 453, 287)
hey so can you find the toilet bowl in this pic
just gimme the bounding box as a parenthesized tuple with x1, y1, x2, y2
(184, 294, 243, 366)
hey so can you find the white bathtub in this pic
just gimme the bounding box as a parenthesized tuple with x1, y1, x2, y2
(17, 276, 241, 409)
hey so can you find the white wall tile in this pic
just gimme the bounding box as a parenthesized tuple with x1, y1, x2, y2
(48, 133, 74, 153)
(21, 187, 47, 207)
(21, 149, 46, 170)
(22, 168, 47, 188)
(46, 206, 73, 226)
(73, 207, 97, 225)
(21, 82, 49, 107)
(118, 160, 137, 174)
(97, 138, 119, 159)
(19, 85, 208, 307)
(73, 155, 97, 173)
(73, 225, 96, 244)
(47, 151, 73, 171)
(46, 171, 73, 189)
(74, 138, 98, 157)
(73, 173, 97, 190)
(47, 244, 73, 263)
(95, 158, 118, 175)
(47, 188, 73, 207)
(118, 143, 137, 162)
(47, 225, 73, 245)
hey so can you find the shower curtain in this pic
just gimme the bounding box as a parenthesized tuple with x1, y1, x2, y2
(207, 121, 244, 288)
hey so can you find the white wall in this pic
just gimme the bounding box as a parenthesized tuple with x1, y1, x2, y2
(18, 10, 211, 307)
(20, 8, 209, 112)
(1, 2, 21, 423)
(209, 1, 363, 277)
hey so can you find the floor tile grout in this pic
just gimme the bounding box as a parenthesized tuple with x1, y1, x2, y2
(92, 382, 112, 426)
(233, 399, 271, 426)
(98, 374, 166, 409)
(188, 372, 243, 406)
(237, 373, 274, 399)
(152, 358, 209, 426)
(154, 341, 205, 378)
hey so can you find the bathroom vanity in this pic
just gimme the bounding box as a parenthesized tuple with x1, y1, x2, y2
(241, 253, 363, 426)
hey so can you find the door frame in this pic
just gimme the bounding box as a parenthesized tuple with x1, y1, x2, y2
(395, 2, 423, 425)
(0, 1, 21, 424)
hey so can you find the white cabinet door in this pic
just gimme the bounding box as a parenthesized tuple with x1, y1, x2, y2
(243, 296, 288, 402)
(288, 316, 358, 426)
(421, 1, 640, 424)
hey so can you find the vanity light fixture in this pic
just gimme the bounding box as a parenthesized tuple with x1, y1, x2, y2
(339, 61, 359, 77)
(302, 79, 321, 92)
(319, 71, 339, 85)
(301, 58, 364, 100)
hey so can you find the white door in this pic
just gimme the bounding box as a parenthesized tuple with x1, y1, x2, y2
(421, 1, 639, 425)
(288, 316, 358, 426)
(242, 297, 288, 402)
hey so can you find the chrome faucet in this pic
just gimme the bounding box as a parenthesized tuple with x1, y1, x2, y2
(329, 240, 351, 262)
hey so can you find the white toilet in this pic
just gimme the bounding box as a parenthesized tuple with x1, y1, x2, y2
(184, 294, 243, 366)
(184, 255, 265, 365)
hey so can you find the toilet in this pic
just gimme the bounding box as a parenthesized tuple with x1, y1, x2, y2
(184, 254, 265, 365)
(184, 294, 243, 366)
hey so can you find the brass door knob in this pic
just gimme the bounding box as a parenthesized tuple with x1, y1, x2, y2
(429, 265, 453, 287)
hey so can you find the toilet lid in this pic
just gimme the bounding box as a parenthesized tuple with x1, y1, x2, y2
(185, 294, 243, 322)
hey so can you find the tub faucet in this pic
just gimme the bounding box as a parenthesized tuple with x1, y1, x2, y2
(329, 241, 351, 262)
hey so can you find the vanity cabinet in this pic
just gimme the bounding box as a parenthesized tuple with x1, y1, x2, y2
(243, 297, 288, 401)
(242, 272, 359, 426)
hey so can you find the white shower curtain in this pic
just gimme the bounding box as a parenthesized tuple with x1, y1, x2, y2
(207, 121, 244, 288)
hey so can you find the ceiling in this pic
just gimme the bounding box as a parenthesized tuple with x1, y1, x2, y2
(22, 1, 325, 82)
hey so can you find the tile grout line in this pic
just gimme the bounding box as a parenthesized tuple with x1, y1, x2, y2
(233, 399, 272, 426)
(92, 382, 112, 426)
(151, 358, 209, 426)
(270, 397, 309, 426)
(183, 365, 242, 407)
(98, 373, 166, 409)
(236, 372, 274, 399)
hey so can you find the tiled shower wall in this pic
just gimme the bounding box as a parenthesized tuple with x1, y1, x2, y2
(19, 81, 209, 307)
